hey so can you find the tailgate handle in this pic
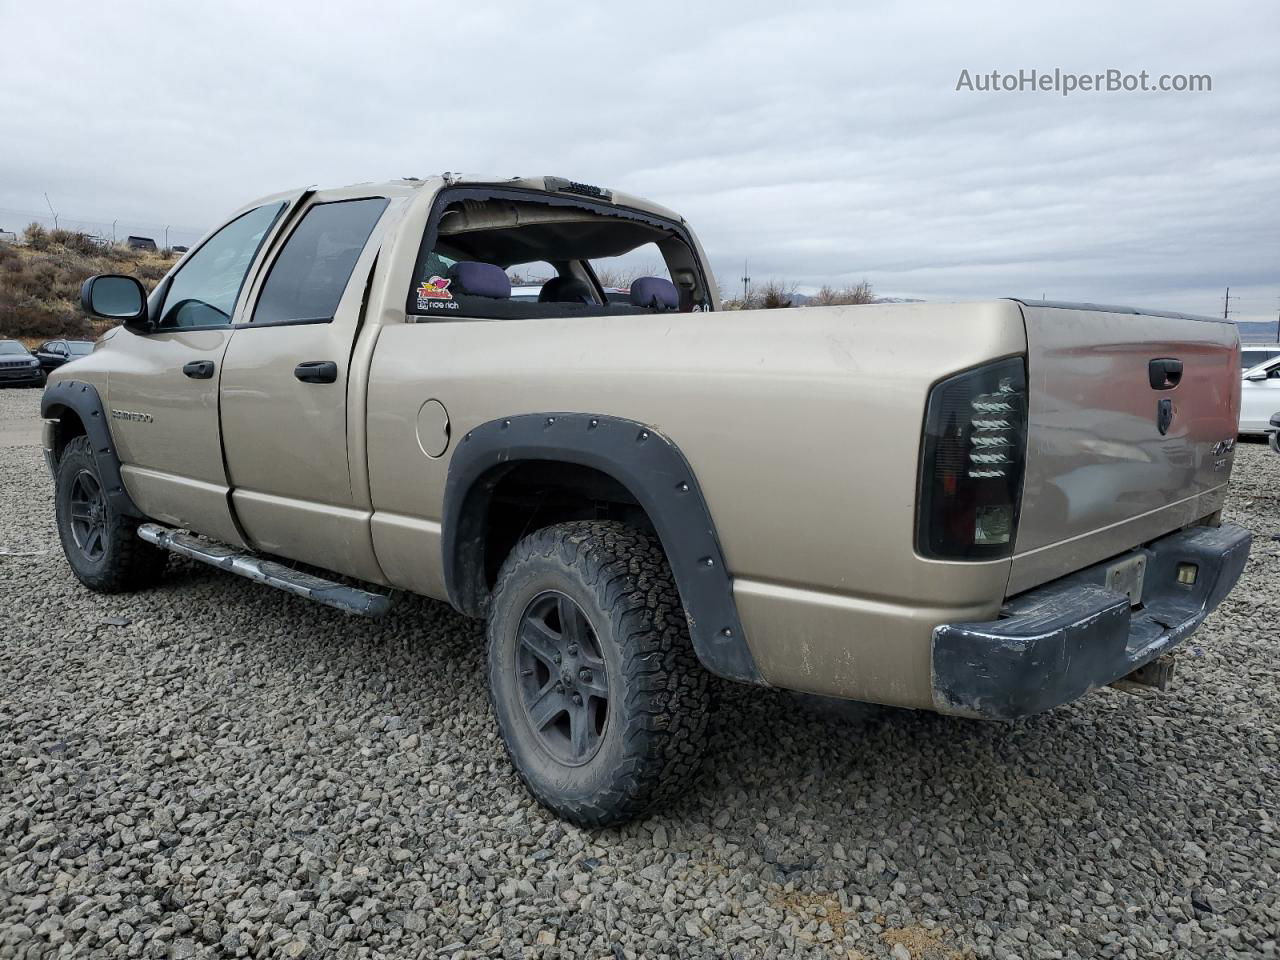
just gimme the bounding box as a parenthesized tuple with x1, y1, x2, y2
(1149, 358, 1183, 390)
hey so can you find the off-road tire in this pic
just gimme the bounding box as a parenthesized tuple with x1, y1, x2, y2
(486, 520, 709, 826)
(55, 434, 166, 592)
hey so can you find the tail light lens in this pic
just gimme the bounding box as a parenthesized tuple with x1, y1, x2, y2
(917, 357, 1028, 560)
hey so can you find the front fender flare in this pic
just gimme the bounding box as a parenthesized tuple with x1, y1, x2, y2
(41, 379, 143, 518)
(442, 412, 762, 685)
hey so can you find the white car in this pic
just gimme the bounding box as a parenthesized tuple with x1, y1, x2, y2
(1241, 343, 1280, 372)
(508, 284, 545, 302)
(1240, 354, 1280, 435)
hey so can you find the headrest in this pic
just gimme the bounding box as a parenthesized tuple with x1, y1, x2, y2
(538, 276, 595, 304)
(629, 276, 678, 310)
(449, 261, 511, 299)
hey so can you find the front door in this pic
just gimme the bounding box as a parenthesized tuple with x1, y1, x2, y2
(218, 193, 393, 581)
(107, 200, 294, 546)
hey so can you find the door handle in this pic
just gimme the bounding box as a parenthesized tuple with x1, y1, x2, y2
(182, 360, 215, 379)
(294, 361, 338, 384)
(1148, 358, 1183, 390)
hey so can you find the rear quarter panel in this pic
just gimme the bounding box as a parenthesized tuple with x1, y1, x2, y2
(366, 300, 1027, 708)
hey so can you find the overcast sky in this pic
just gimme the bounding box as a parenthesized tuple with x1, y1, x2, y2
(2, 0, 1277, 321)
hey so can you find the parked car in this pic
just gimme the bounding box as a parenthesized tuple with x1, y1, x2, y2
(1240, 344, 1280, 371)
(0, 340, 44, 387)
(508, 284, 544, 302)
(1239, 354, 1280, 434)
(33, 339, 94, 380)
(43, 174, 1251, 825)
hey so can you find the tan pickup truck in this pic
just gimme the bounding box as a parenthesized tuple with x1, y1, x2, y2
(43, 174, 1251, 824)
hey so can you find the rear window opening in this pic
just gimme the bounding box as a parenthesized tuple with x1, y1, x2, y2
(406, 191, 712, 321)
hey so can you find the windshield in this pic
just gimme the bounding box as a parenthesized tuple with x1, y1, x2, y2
(0, 341, 29, 355)
(67, 342, 93, 355)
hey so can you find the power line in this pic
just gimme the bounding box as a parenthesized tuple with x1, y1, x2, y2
(0, 206, 205, 240)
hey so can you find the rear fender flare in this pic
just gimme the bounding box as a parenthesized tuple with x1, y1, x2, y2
(41, 379, 143, 518)
(442, 412, 761, 685)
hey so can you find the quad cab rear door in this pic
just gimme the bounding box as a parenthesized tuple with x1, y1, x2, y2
(106, 192, 307, 546)
(217, 189, 399, 582)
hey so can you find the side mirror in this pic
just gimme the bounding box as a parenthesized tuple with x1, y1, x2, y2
(81, 275, 149, 330)
(1245, 371, 1268, 382)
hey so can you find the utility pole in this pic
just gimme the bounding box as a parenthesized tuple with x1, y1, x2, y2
(43, 192, 58, 230)
(112, 219, 117, 243)
(740, 260, 750, 305)
(1223, 286, 1236, 320)
(164, 225, 170, 250)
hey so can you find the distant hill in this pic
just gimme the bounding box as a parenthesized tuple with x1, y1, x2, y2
(0, 227, 173, 341)
(1236, 320, 1280, 343)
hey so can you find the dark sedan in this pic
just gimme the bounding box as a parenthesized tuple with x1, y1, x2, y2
(33, 339, 94, 379)
(0, 340, 44, 387)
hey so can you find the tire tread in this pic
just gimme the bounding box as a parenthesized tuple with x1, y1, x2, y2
(487, 520, 709, 826)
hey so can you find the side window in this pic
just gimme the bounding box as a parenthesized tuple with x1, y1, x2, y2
(158, 203, 285, 329)
(251, 198, 388, 325)
(590, 242, 670, 302)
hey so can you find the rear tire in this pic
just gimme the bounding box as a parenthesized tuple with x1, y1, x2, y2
(54, 434, 166, 592)
(486, 520, 709, 826)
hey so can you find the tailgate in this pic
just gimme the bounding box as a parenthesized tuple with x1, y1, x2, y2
(1009, 302, 1240, 595)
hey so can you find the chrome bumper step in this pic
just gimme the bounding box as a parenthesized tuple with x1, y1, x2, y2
(137, 523, 391, 617)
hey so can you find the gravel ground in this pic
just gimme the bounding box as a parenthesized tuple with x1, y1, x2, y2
(1, 385, 1277, 960)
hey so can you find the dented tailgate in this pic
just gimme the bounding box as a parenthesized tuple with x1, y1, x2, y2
(1008, 302, 1241, 595)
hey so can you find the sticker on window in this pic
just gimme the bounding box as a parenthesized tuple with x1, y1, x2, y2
(417, 276, 453, 310)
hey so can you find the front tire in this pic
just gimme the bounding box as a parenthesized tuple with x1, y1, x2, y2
(54, 435, 166, 592)
(486, 521, 709, 826)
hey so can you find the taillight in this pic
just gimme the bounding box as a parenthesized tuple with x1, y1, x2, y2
(917, 357, 1028, 560)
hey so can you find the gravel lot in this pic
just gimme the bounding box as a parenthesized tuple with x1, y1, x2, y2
(1, 385, 1277, 960)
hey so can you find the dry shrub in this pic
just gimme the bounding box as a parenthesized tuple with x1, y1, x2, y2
(812, 281, 876, 306)
(721, 278, 799, 311)
(23, 223, 50, 250)
(0, 235, 167, 339)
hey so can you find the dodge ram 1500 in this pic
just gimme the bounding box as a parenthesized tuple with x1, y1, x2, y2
(43, 174, 1251, 824)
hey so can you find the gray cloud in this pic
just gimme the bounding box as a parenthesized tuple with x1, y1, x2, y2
(2, 0, 1276, 320)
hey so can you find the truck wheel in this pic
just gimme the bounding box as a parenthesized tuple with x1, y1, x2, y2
(486, 520, 709, 826)
(54, 434, 166, 592)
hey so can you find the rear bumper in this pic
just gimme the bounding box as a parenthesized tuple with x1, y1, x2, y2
(932, 523, 1251, 720)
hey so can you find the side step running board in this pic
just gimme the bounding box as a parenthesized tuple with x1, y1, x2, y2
(138, 523, 392, 617)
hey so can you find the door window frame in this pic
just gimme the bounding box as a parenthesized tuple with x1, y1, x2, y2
(235, 196, 390, 331)
(142, 196, 302, 334)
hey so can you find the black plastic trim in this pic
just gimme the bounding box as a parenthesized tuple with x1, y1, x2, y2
(442, 412, 761, 685)
(932, 523, 1251, 719)
(40, 379, 143, 519)
(232, 316, 335, 329)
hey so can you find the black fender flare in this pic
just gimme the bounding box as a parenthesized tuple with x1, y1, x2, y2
(41, 379, 143, 518)
(442, 412, 762, 685)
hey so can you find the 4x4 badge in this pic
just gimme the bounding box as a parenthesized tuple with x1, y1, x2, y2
(1156, 397, 1173, 435)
